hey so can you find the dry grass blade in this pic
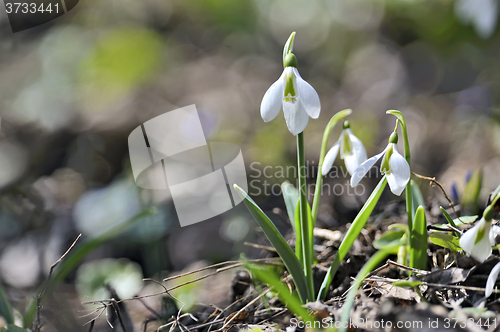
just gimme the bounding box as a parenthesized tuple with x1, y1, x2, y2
(164, 259, 281, 293)
(33, 234, 82, 332)
(386, 259, 429, 275)
(82, 257, 281, 330)
(205, 288, 262, 332)
(256, 309, 287, 326)
(181, 318, 226, 332)
(105, 302, 113, 329)
(243, 242, 277, 252)
(163, 257, 280, 282)
(78, 306, 104, 319)
(217, 288, 271, 331)
(83, 306, 106, 326)
(363, 275, 500, 294)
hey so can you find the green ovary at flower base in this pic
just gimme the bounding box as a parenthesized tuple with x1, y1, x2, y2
(350, 131, 410, 196)
(321, 120, 367, 176)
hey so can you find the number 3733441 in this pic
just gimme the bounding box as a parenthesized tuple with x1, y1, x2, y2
(5, 2, 60, 14)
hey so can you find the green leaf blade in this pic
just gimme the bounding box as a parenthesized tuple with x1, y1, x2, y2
(317, 176, 387, 300)
(234, 184, 311, 303)
(246, 264, 314, 323)
(410, 206, 428, 270)
(373, 230, 406, 249)
(339, 242, 401, 332)
(429, 233, 461, 252)
(410, 180, 425, 221)
(294, 200, 314, 268)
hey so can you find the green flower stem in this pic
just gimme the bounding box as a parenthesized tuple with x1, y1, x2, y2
(297, 132, 314, 300)
(317, 176, 387, 300)
(387, 110, 414, 265)
(311, 109, 352, 222)
(490, 192, 500, 208)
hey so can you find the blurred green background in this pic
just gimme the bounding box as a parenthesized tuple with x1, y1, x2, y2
(0, 0, 500, 330)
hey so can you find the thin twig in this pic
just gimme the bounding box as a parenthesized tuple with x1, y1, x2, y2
(387, 259, 430, 275)
(181, 318, 226, 332)
(83, 306, 106, 326)
(207, 287, 263, 332)
(83, 259, 279, 308)
(243, 242, 277, 252)
(369, 262, 390, 276)
(105, 302, 113, 329)
(33, 234, 82, 332)
(256, 308, 288, 326)
(412, 172, 462, 220)
(217, 288, 271, 331)
(84, 258, 281, 329)
(364, 276, 500, 294)
(110, 299, 127, 332)
(163, 257, 280, 282)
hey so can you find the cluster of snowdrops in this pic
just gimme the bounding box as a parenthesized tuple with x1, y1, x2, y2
(234, 32, 500, 327)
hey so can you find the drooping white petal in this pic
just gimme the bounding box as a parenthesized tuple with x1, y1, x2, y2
(322, 141, 340, 176)
(283, 97, 309, 136)
(459, 218, 493, 263)
(486, 261, 500, 297)
(386, 144, 411, 196)
(260, 71, 285, 122)
(343, 129, 367, 176)
(350, 147, 387, 187)
(490, 225, 500, 246)
(293, 68, 321, 119)
(386, 173, 406, 196)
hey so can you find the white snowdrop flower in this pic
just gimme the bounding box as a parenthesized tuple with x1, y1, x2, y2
(486, 261, 500, 298)
(459, 206, 497, 263)
(350, 132, 410, 196)
(321, 121, 367, 176)
(260, 52, 321, 136)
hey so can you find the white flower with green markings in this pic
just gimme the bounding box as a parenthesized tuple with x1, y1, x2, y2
(321, 121, 367, 176)
(260, 52, 321, 136)
(486, 261, 500, 297)
(350, 132, 410, 196)
(459, 206, 499, 263)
